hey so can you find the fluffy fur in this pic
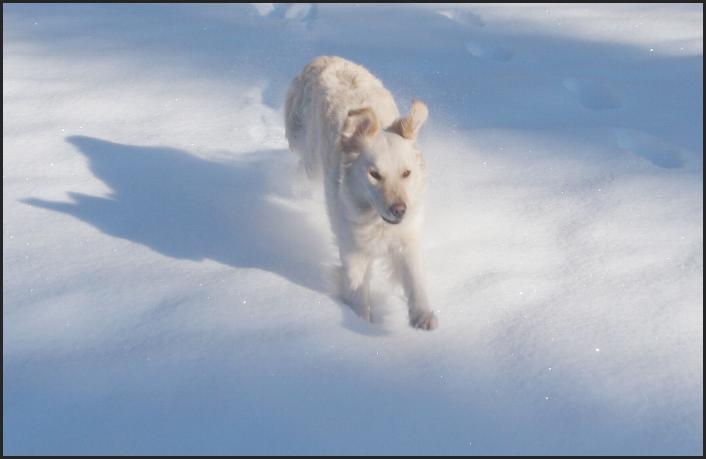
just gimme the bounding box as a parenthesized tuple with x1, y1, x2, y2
(285, 56, 437, 330)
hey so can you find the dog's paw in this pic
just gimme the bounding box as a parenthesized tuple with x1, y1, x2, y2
(410, 309, 438, 331)
(343, 297, 373, 323)
(345, 301, 371, 322)
(361, 309, 373, 323)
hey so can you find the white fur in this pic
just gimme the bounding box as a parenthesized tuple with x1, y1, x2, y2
(285, 56, 437, 330)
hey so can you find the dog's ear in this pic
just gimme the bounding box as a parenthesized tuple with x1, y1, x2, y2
(340, 107, 380, 153)
(388, 99, 428, 140)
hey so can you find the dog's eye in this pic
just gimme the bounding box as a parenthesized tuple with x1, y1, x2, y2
(369, 170, 382, 180)
(402, 170, 411, 178)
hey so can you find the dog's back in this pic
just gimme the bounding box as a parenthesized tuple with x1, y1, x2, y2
(284, 56, 399, 180)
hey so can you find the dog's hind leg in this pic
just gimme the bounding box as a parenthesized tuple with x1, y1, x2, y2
(338, 250, 373, 322)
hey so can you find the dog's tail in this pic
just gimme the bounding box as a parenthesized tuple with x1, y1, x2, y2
(285, 59, 332, 181)
(285, 74, 321, 180)
(284, 74, 304, 154)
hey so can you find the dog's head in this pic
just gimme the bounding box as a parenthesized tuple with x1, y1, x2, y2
(339, 100, 429, 225)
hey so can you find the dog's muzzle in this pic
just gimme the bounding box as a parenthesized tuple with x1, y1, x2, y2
(382, 202, 406, 224)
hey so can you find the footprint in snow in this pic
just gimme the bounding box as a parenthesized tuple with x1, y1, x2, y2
(614, 129, 687, 169)
(252, 3, 318, 30)
(464, 41, 514, 62)
(437, 9, 485, 27)
(563, 78, 622, 111)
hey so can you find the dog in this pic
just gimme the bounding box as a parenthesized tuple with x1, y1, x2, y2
(285, 56, 437, 330)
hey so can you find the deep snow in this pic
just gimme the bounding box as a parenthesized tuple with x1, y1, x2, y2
(3, 3, 703, 455)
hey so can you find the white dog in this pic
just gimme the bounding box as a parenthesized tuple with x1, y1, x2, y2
(285, 56, 437, 330)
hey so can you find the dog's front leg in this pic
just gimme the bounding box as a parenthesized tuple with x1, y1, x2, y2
(397, 241, 437, 330)
(340, 250, 373, 322)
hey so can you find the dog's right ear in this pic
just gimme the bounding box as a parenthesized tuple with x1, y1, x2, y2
(388, 99, 428, 141)
(340, 107, 380, 154)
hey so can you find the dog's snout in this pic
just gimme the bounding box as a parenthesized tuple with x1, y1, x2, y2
(390, 202, 407, 218)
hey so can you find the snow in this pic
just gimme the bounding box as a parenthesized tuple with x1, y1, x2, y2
(3, 3, 703, 455)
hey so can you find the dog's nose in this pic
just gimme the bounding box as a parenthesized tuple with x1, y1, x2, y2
(390, 202, 407, 218)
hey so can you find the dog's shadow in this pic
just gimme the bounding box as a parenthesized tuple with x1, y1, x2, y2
(25, 136, 390, 334)
(26, 136, 331, 289)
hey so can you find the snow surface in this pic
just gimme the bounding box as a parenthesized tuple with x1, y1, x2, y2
(3, 3, 703, 455)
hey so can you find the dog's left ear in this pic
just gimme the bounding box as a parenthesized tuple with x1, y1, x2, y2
(389, 99, 428, 140)
(340, 107, 380, 153)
